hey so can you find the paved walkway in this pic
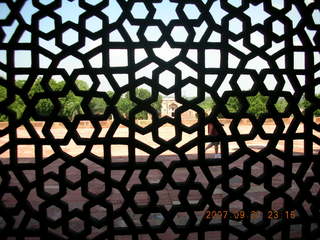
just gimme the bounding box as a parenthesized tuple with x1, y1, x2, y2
(1, 123, 319, 239)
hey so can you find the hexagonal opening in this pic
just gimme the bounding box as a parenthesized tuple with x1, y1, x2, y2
(39, 0, 55, 4)
(199, 97, 215, 116)
(49, 122, 68, 139)
(49, 78, 65, 91)
(2, 193, 17, 208)
(229, 18, 243, 35)
(39, 16, 55, 33)
(86, 16, 103, 33)
(135, 85, 152, 101)
(135, 111, 152, 127)
(212, 184, 227, 207)
(227, 0, 241, 8)
(226, 97, 241, 113)
(187, 190, 201, 204)
(264, 74, 277, 91)
(89, 97, 107, 115)
(147, 212, 164, 227)
(131, 2, 148, 19)
(171, 26, 188, 42)
(271, 197, 284, 210)
(271, 0, 284, 10)
(66, 166, 81, 184)
(76, 120, 94, 139)
(106, 188, 124, 210)
(172, 168, 189, 183)
(69, 217, 84, 233)
(146, 169, 163, 184)
(0, 85, 7, 103)
(298, 95, 311, 115)
(229, 175, 243, 190)
(262, 118, 276, 134)
(272, 173, 285, 188)
(85, 0, 103, 5)
(134, 191, 150, 206)
(250, 31, 265, 48)
(44, 178, 59, 195)
(183, 4, 200, 19)
(250, 210, 263, 224)
(35, 99, 54, 117)
(47, 205, 62, 221)
(272, 20, 284, 36)
(181, 109, 198, 127)
(237, 75, 254, 91)
(158, 122, 176, 142)
(238, 118, 253, 135)
(88, 178, 105, 196)
(310, 182, 320, 196)
(90, 205, 107, 221)
(181, 83, 198, 100)
(251, 161, 264, 178)
(0, 3, 10, 20)
(144, 26, 162, 41)
(62, 28, 79, 46)
(75, 78, 91, 91)
(275, 98, 288, 113)
(159, 70, 175, 89)
(173, 212, 189, 226)
(230, 200, 243, 211)
(312, 9, 320, 25)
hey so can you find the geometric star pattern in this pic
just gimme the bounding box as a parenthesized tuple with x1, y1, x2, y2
(0, 0, 319, 239)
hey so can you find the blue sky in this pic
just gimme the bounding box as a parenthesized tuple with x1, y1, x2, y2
(0, 0, 319, 96)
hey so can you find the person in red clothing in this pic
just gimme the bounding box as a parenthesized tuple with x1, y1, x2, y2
(205, 120, 221, 156)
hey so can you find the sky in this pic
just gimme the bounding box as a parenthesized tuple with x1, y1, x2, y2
(0, 0, 319, 97)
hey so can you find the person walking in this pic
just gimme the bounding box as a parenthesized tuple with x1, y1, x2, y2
(205, 120, 222, 158)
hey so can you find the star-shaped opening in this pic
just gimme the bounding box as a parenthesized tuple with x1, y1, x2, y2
(244, 3, 270, 26)
(56, 0, 85, 24)
(153, 0, 178, 25)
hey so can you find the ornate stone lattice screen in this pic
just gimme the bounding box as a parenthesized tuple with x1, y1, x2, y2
(0, 0, 320, 239)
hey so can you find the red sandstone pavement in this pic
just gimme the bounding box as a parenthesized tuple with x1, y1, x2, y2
(1, 121, 318, 159)
(1, 122, 319, 239)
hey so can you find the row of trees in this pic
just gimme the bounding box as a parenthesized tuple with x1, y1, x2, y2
(0, 78, 319, 121)
(0, 79, 163, 121)
(199, 93, 320, 117)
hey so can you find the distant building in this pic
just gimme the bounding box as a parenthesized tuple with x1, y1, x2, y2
(161, 97, 181, 117)
(161, 97, 197, 120)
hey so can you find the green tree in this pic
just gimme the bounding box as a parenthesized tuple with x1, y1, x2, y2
(8, 95, 26, 120)
(0, 84, 7, 121)
(75, 79, 89, 91)
(246, 93, 268, 117)
(117, 94, 134, 118)
(275, 98, 288, 113)
(49, 79, 65, 92)
(226, 96, 241, 114)
(59, 91, 84, 121)
(89, 97, 107, 115)
(199, 97, 215, 111)
(116, 88, 162, 119)
(0, 85, 6, 102)
(298, 94, 320, 116)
